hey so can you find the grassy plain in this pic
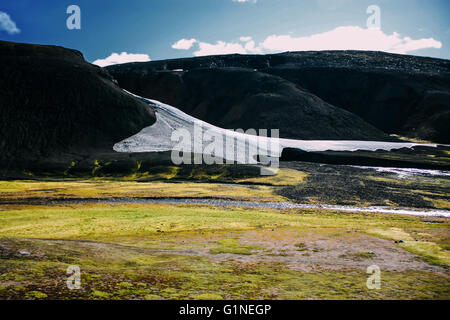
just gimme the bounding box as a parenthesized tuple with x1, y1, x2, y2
(0, 201, 449, 300)
(1, 163, 448, 300)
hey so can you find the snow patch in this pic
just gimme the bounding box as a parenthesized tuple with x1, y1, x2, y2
(114, 91, 438, 162)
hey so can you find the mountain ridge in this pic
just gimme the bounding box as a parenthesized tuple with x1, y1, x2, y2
(107, 50, 450, 143)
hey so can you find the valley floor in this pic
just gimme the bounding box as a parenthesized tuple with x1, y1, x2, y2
(0, 162, 449, 300)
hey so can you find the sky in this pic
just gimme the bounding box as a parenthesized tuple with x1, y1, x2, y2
(1, 0, 449, 66)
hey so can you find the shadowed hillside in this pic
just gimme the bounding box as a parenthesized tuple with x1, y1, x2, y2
(107, 51, 450, 143)
(0, 41, 156, 168)
(106, 67, 389, 141)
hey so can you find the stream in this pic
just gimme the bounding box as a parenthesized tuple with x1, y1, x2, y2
(9, 198, 449, 218)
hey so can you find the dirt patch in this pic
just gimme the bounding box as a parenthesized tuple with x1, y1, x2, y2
(218, 228, 449, 273)
(2, 225, 448, 279)
(37, 229, 448, 274)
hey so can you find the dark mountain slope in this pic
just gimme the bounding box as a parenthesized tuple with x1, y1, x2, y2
(0, 41, 156, 167)
(108, 67, 388, 140)
(107, 50, 450, 143)
(266, 63, 450, 143)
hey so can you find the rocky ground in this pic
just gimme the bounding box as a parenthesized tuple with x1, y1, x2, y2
(279, 162, 450, 209)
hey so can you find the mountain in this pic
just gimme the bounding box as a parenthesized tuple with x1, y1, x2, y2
(0, 40, 156, 169)
(107, 51, 450, 143)
(0, 41, 448, 176)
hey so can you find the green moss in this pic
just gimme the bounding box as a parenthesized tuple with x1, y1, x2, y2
(424, 197, 450, 210)
(135, 161, 142, 173)
(25, 291, 48, 300)
(399, 241, 450, 266)
(64, 161, 77, 176)
(236, 168, 308, 186)
(0, 179, 282, 202)
(92, 160, 101, 176)
(144, 294, 162, 300)
(192, 293, 223, 300)
(0, 191, 448, 300)
(352, 252, 375, 259)
(118, 282, 133, 289)
(91, 290, 110, 299)
(367, 228, 450, 266)
(1, 235, 449, 300)
(209, 239, 262, 255)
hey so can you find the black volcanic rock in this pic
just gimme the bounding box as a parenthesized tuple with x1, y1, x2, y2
(107, 50, 450, 143)
(0, 41, 156, 168)
(280, 146, 450, 170)
(107, 67, 388, 140)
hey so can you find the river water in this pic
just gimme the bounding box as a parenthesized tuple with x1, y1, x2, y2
(28, 198, 449, 218)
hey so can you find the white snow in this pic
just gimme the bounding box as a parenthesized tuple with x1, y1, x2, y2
(352, 166, 450, 178)
(113, 91, 438, 163)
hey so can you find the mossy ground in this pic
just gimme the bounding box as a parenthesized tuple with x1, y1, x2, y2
(0, 202, 448, 300)
(0, 163, 448, 300)
(0, 166, 310, 204)
(0, 180, 284, 202)
(2, 161, 449, 210)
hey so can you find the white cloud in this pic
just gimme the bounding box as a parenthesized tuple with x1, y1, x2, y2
(176, 26, 442, 57)
(243, 40, 263, 54)
(172, 38, 197, 50)
(233, 0, 257, 3)
(0, 11, 20, 35)
(92, 52, 151, 67)
(239, 36, 252, 42)
(260, 26, 442, 54)
(194, 41, 247, 56)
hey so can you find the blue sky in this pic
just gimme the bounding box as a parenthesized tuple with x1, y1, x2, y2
(1, 0, 449, 65)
